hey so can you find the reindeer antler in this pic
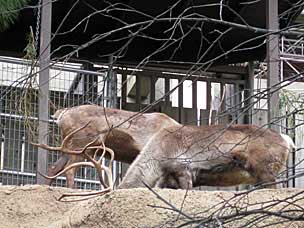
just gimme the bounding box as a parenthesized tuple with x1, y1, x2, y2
(31, 121, 92, 155)
(57, 140, 114, 202)
(32, 121, 115, 201)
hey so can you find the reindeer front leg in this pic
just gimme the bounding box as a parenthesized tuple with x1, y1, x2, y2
(65, 167, 76, 188)
(118, 153, 162, 189)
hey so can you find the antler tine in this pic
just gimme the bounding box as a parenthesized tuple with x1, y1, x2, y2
(37, 161, 96, 181)
(91, 141, 115, 171)
(58, 187, 111, 202)
(32, 119, 115, 201)
(80, 139, 114, 189)
(57, 158, 113, 202)
(31, 121, 92, 154)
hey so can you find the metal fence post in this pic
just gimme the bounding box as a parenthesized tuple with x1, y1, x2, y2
(37, 0, 52, 184)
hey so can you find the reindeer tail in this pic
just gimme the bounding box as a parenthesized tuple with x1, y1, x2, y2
(280, 134, 296, 150)
(51, 108, 68, 121)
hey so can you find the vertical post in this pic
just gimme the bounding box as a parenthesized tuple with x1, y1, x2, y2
(244, 62, 254, 124)
(82, 63, 97, 104)
(266, 0, 280, 131)
(150, 75, 156, 104)
(192, 79, 197, 109)
(206, 81, 211, 110)
(106, 56, 117, 108)
(178, 78, 183, 123)
(206, 80, 212, 124)
(106, 56, 119, 183)
(121, 72, 127, 109)
(164, 78, 170, 106)
(37, 0, 51, 184)
(136, 75, 141, 110)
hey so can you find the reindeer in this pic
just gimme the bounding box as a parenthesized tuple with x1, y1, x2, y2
(34, 105, 294, 192)
(36, 104, 180, 188)
(119, 124, 295, 189)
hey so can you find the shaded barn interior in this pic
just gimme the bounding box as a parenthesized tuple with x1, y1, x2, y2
(0, 0, 303, 66)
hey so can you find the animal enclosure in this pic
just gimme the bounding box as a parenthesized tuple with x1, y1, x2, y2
(0, 54, 303, 190)
(0, 56, 247, 189)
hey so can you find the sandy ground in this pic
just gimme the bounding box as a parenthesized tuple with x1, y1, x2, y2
(1, 185, 304, 228)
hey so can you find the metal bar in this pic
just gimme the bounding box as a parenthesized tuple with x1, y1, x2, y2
(280, 55, 304, 62)
(113, 63, 248, 75)
(0, 133, 4, 170)
(21, 136, 25, 172)
(37, 0, 52, 184)
(266, 0, 280, 131)
(0, 169, 101, 184)
(0, 56, 106, 76)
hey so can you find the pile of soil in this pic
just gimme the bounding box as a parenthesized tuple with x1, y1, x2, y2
(1, 185, 304, 228)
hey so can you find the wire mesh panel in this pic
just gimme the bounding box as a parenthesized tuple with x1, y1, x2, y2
(0, 57, 110, 189)
(0, 59, 38, 185)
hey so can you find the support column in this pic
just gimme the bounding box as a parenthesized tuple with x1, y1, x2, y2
(106, 56, 120, 184)
(244, 62, 254, 124)
(37, 0, 52, 184)
(266, 0, 280, 131)
(106, 56, 117, 108)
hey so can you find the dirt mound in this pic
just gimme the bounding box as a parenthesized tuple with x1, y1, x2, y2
(1, 185, 304, 228)
(0, 185, 77, 228)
